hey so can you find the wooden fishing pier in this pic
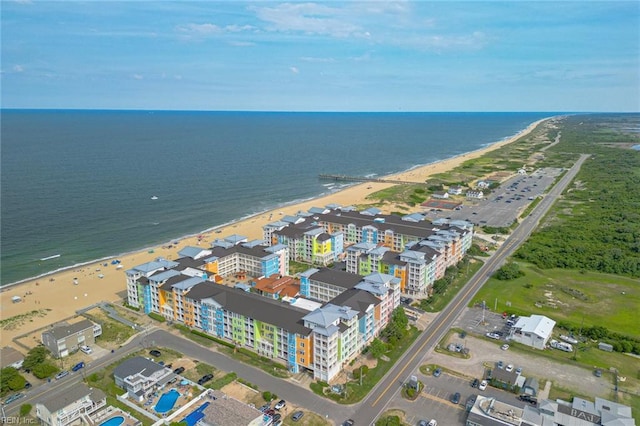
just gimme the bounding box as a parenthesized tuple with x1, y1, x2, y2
(319, 174, 424, 185)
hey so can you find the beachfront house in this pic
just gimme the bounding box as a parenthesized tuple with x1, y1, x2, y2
(509, 315, 556, 350)
(41, 319, 102, 358)
(466, 190, 484, 199)
(113, 356, 175, 402)
(36, 383, 106, 426)
(0, 346, 25, 370)
(448, 186, 464, 195)
(196, 390, 264, 426)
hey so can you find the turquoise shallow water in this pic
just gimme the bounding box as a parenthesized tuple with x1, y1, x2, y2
(1, 110, 554, 285)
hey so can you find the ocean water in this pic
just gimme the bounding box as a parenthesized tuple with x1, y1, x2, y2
(1, 110, 553, 285)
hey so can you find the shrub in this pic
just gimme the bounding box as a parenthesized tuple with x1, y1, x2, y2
(148, 312, 165, 322)
(19, 404, 32, 417)
(262, 391, 276, 401)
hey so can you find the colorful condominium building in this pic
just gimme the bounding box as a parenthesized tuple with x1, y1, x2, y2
(264, 207, 473, 296)
(127, 249, 399, 382)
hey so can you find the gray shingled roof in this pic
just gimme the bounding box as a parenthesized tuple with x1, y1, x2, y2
(201, 390, 262, 426)
(39, 383, 105, 412)
(185, 282, 311, 336)
(329, 289, 380, 316)
(113, 356, 165, 380)
(310, 268, 363, 289)
(44, 319, 94, 341)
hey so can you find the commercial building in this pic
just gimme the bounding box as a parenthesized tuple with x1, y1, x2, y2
(41, 319, 102, 358)
(466, 395, 636, 426)
(509, 315, 556, 350)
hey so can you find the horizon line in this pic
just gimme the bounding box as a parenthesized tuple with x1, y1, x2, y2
(2, 108, 637, 114)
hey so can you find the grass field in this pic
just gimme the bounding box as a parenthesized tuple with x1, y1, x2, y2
(471, 262, 640, 339)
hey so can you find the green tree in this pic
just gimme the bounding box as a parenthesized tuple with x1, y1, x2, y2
(494, 262, 525, 280)
(0, 367, 25, 393)
(369, 338, 387, 359)
(23, 346, 49, 371)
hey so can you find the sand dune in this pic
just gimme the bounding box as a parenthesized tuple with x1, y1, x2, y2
(0, 119, 546, 346)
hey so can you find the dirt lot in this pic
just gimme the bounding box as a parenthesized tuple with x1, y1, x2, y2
(421, 307, 614, 397)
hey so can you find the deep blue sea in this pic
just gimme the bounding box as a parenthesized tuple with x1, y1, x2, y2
(1, 110, 554, 285)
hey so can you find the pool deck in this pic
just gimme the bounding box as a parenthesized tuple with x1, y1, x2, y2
(90, 407, 141, 426)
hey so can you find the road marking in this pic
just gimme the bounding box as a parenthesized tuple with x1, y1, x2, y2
(371, 250, 506, 407)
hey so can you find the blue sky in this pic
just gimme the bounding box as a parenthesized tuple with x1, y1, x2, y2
(2, 1, 639, 111)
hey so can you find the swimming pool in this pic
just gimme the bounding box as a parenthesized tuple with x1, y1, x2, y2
(99, 416, 124, 426)
(154, 389, 180, 413)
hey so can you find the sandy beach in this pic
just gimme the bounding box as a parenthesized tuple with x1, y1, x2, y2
(0, 118, 548, 346)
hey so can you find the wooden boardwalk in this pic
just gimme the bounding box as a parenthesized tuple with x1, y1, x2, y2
(319, 174, 424, 185)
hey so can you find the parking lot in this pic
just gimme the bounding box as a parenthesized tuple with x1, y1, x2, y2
(379, 305, 617, 425)
(427, 168, 563, 227)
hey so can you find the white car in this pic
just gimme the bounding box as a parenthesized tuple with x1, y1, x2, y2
(478, 380, 488, 391)
(80, 345, 92, 354)
(501, 344, 509, 351)
(506, 364, 514, 372)
(428, 420, 437, 426)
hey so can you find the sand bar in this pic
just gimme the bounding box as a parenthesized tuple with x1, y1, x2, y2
(0, 118, 549, 346)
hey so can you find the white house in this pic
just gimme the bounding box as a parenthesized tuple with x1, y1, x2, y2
(448, 186, 463, 195)
(0, 346, 24, 370)
(432, 192, 449, 199)
(509, 315, 556, 349)
(36, 383, 106, 426)
(113, 356, 175, 401)
(466, 190, 484, 200)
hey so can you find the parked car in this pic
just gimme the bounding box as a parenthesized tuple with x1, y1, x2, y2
(55, 370, 69, 380)
(433, 368, 442, 377)
(515, 367, 522, 375)
(259, 404, 271, 413)
(341, 420, 355, 426)
(197, 374, 213, 385)
(4, 393, 24, 405)
(594, 369, 602, 377)
(478, 380, 488, 391)
(486, 332, 500, 340)
(471, 378, 479, 388)
(79, 345, 92, 354)
(274, 399, 286, 410)
(450, 392, 461, 404)
(518, 394, 538, 405)
(497, 360, 504, 369)
(24, 381, 32, 389)
(428, 420, 437, 426)
(506, 364, 514, 372)
(72, 362, 85, 372)
(501, 344, 509, 351)
(272, 414, 282, 423)
(173, 366, 185, 375)
(149, 349, 161, 357)
(292, 411, 304, 422)
(418, 421, 428, 426)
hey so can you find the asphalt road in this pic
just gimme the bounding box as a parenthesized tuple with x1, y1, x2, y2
(353, 153, 590, 426)
(4, 154, 589, 426)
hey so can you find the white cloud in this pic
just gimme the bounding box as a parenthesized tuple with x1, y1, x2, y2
(290, 66, 299, 74)
(176, 23, 222, 35)
(225, 24, 256, 33)
(132, 74, 143, 80)
(13, 65, 24, 72)
(228, 41, 256, 47)
(300, 56, 335, 63)
(250, 3, 360, 38)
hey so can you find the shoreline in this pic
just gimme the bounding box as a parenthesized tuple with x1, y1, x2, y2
(0, 117, 552, 345)
(0, 120, 548, 290)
